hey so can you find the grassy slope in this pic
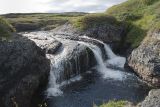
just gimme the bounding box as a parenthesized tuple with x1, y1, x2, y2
(0, 17, 15, 40)
(72, 0, 160, 48)
(107, 0, 160, 48)
(2, 13, 86, 32)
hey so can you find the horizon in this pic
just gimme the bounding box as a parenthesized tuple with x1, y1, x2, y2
(0, 0, 127, 14)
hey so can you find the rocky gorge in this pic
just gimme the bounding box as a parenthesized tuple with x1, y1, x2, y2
(0, 0, 160, 107)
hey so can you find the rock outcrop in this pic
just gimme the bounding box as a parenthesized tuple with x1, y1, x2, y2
(128, 30, 160, 87)
(0, 34, 50, 107)
(140, 89, 160, 107)
(22, 31, 97, 82)
(52, 23, 125, 49)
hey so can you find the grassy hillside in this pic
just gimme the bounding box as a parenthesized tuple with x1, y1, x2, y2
(2, 13, 86, 32)
(107, 0, 160, 48)
(72, 0, 160, 48)
(0, 17, 15, 40)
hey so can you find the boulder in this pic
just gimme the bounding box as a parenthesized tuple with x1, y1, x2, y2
(140, 89, 160, 107)
(0, 34, 50, 107)
(128, 30, 160, 87)
(52, 23, 125, 47)
(22, 31, 62, 54)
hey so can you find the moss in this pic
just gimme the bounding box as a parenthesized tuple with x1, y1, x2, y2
(95, 100, 127, 107)
(71, 13, 120, 31)
(0, 17, 15, 40)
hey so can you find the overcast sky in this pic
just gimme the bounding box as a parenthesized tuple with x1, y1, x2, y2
(0, 0, 126, 14)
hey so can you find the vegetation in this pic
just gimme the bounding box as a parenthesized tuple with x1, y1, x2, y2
(107, 0, 160, 48)
(94, 100, 127, 107)
(71, 0, 160, 48)
(2, 13, 86, 32)
(2, 0, 160, 48)
(0, 17, 15, 40)
(71, 13, 120, 31)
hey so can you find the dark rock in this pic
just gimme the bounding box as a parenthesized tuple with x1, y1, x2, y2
(22, 31, 97, 83)
(14, 23, 41, 32)
(140, 89, 160, 107)
(0, 34, 50, 107)
(52, 23, 125, 46)
(128, 30, 160, 87)
(22, 32, 62, 54)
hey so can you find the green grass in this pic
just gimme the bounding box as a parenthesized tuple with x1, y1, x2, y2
(2, 13, 86, 32)
(71, 0, 160, 48)
(71, 13, 120, 31)
(0, 17, 15, 40)
(106, 0, 160, 48)
(94, 101, 127, 107)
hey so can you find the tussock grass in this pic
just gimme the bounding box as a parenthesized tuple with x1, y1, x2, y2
(107, 0, 160, 48)
(0, 17, 15, 40)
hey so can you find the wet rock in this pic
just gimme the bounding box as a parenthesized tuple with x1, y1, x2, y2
(0, 34, 50, 107)
(47, 38, 97, 83)
(128, 30, 160, 87)
(140, 89, 160, 107)
(22, 31, 98, 83)
(22, 32, 62, 54)
(14, 23, 41, 32)
(52, 23, 125, 45)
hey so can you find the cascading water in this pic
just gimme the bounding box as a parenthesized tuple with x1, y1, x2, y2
(78, 41, 126, 80)
(47, 35, 128, 97)
(21, 31, 149, 107)
(81, 36, 126, 68)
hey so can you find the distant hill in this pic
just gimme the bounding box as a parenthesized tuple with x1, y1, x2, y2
(1, 13, 87, 32)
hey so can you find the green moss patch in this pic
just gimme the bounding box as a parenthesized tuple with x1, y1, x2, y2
(94, 100, 127, 107)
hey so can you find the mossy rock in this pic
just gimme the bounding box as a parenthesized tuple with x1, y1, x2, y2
(0, 17, 15, 40)
(71, 13, 120, 31)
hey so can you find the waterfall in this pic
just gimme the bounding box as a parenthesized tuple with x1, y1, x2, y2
(81, 36, 126, 68)
(78, 41, 126, 80)
(46, 35, 127, 97)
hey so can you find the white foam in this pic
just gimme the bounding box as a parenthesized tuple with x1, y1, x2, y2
(46, 75, 82, 97)
(78, 41, 126, 80)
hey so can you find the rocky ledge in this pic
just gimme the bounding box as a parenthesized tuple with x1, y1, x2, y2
(22, 31, 97, 82)
(52, 23, 125, 51)
(0, 34, 50, 107)
(128, 30, 160, 87)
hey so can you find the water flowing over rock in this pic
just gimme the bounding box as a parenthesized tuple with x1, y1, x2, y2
(52, 23, 125, 48)
(0, 34, 50, 107)
(22, 31, 128, 97)
(128, 30, 160, 87)
(22, 32, 97, 97)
